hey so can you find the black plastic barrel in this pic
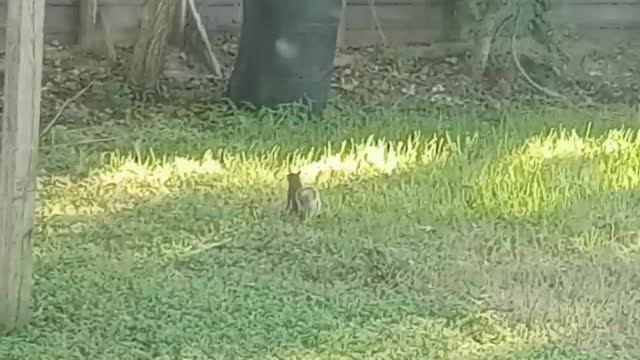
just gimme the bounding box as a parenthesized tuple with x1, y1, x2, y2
(225, 0, 341, 115)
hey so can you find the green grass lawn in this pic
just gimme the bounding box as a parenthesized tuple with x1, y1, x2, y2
(3, 104, 640, 359)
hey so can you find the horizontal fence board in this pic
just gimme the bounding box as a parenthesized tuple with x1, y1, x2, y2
(344, 28, 442, 46)
(0, 0, 638, 50)
(44, 3, 75, 33)
(564, 0, 640, 4)
(550, 1, 640, 41)
(197, 4, 242, 29)
(557, 3, 640, 23)
(344, 3, 442, 30)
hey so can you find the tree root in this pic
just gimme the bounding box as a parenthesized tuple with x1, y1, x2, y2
(510, 6, 565, 100)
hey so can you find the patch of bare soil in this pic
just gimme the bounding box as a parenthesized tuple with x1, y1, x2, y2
(332, 35, 640, 110)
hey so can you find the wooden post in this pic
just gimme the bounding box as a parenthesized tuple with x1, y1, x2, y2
(0, 0, 45, 333)
(128, 0, 178, 87)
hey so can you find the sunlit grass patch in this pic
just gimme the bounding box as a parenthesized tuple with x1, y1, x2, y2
(297, 133, 449, 183)
(39, 132, 453, 221)
(38, 116, 640, 260)
(468, 127, 640, 220)
(38, 117, 640, 256)
(39, 150, 226, 219)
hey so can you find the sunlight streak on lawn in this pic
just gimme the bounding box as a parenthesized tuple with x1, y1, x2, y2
(38, 126, 640, 226)
(470, 127, 640, 219)
(38, 133, 449, 220)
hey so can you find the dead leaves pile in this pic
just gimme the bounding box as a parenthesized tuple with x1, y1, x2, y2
(2, 35, 639, 134)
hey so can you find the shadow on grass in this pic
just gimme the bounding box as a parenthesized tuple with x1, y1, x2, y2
(10, 189, 613, 359)
(24, 159, 640, 358)
(16, 105, 640, 357)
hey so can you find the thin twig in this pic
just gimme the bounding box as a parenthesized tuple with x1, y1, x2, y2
(368, 0, 386, 46)
(40, 137, 119, 150)
(182, 238, 233, 257)
(510, 8, 590, 115)
(186, 0, 222, 77)
(40, 81, 95, 139)
(511, 7, 565, 100)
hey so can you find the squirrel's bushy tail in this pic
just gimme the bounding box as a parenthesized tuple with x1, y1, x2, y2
(297, 188, 316, 206)
(296, 188, 321, 220)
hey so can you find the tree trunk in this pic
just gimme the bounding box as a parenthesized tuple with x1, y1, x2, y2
(463, 0, 505, 81)
(225, 0, 341, 115)
(78, 0, 117, 62)
(171, 0, 188, 46)
(128, 0, 177, 87)
(470, 15, 496, 81)
(0, 0, 45, 333)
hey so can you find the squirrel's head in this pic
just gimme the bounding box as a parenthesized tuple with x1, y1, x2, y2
(287, 171, 301, 178)
(287, 171, 302, 185)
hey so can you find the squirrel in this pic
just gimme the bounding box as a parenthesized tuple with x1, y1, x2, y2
(286, 171, 322, 221)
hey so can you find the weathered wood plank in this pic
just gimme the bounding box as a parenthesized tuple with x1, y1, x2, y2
(344, 28, 442, 46)
(344, 3, 441, 30)
(0, 1, 639, 51)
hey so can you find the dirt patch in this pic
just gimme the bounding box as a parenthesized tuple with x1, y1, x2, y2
(1, 33, 639, 131)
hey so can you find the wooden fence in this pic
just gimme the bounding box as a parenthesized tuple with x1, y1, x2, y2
(0, 0, 639, 49)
